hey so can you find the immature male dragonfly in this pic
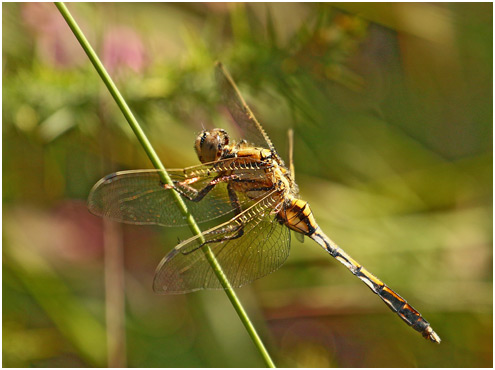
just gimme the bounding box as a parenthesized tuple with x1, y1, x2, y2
(88, 62, 440, 343)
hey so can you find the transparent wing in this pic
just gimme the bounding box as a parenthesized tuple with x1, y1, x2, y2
(216, 62, 279, 157)
(88, 159, 271, 227)
(153, 190, 291, 293)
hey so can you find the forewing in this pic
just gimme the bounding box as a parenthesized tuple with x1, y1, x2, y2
(88, 163, 269, 227)
(216, 62, 278, 154)
(153, 191, 290, 293)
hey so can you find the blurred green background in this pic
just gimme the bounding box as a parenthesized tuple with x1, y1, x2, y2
(3, 2, 492, 367)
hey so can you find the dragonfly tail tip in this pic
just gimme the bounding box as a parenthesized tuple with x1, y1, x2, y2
(424, 327, 441, 344)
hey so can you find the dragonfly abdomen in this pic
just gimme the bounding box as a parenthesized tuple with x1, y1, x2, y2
(277, 198, 319, 236)
(310, 229, 441, 343)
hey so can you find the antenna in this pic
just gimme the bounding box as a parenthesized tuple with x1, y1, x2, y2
(287, 128, 295, 180)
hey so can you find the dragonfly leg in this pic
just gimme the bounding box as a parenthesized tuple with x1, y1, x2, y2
(181, 183, 246, 256)
(178, 178, 278, 257)
(204, 184, 246, 241)
(162, 173, 241, 202)
(187, 183, 275, 254)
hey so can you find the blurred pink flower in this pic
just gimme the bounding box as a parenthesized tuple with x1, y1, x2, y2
(21, 2, 85, 68)
(102, 26, 148, 76)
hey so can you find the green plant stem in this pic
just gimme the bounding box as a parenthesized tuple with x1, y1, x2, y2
(54, 2, 275, 368)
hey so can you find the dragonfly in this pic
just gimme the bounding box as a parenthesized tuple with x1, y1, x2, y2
(88, 62, 441, 343)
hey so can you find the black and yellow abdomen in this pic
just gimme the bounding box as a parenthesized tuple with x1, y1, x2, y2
(278, 198, 318, 236)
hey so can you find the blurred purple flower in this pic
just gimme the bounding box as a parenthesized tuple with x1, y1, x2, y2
(21, 2, 85, 68)
(102, 26, 148, 76)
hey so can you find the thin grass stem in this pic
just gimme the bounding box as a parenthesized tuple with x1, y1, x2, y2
(54, 2, 275, 367)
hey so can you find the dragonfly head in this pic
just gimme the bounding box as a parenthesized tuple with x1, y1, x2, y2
(195, 128, 230, 163)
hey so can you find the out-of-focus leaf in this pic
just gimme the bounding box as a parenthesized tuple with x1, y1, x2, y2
(38, 107, 77, 142)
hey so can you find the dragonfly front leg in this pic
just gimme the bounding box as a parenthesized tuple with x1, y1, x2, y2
(161, 173, 240, 202)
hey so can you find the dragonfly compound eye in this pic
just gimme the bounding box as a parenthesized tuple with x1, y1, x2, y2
(195, 129, 230, 163)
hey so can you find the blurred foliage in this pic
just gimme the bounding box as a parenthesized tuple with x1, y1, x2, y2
(3, 2, 492, 368)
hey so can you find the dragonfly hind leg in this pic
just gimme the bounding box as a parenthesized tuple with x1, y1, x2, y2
(194, 182, 277, 247)
(180, 183, 245, 256)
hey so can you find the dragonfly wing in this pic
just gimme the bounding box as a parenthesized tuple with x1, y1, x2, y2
(88, 166, 269, 227)
(294, 231, 305, 243)
(153, 190, 291, 293)
(216, 62, 278, 155)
